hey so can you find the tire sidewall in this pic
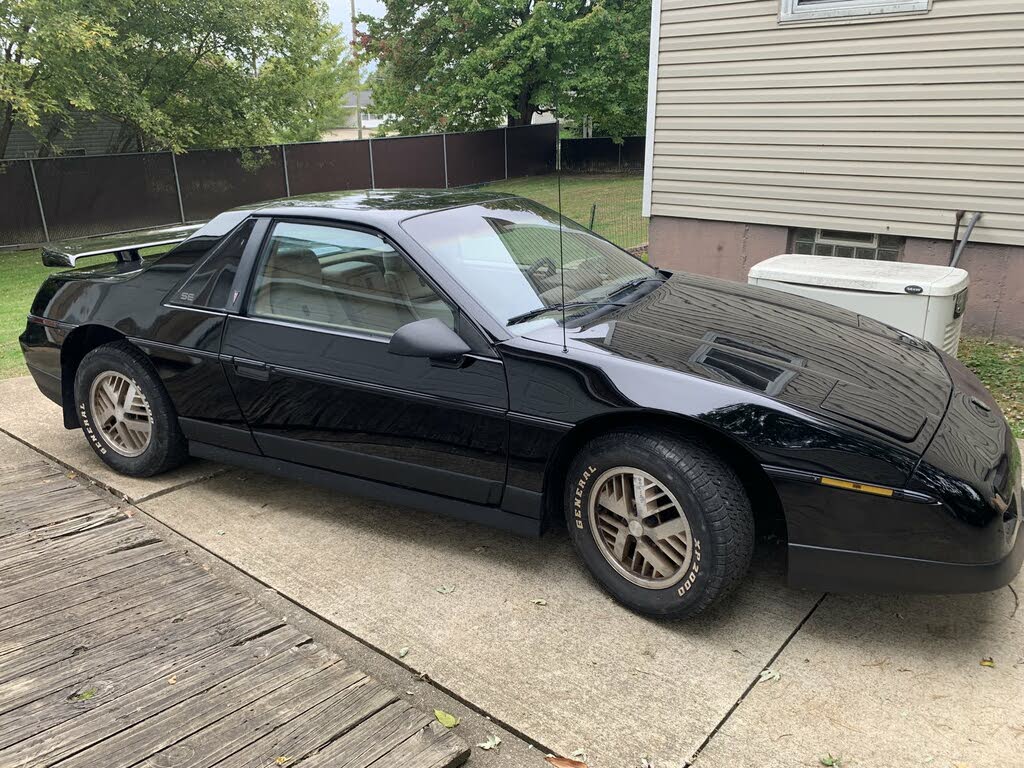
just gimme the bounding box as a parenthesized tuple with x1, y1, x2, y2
(565, 438, 719, 617)
(74, 344, 175, 477)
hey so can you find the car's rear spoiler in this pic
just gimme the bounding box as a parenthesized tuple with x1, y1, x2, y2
(41, 223, 204, 268)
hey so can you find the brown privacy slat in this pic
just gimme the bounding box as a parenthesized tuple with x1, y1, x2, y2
(0, 159, 47, 243)
(445, 129, 506, 187)
(285, 140, 374, 195)
(506, 123, 558, 177)
(370, 134, 447, 188)
(33, 152, 182, 241)
(0, 440, 467, 768)
(176, 146, 288, 220)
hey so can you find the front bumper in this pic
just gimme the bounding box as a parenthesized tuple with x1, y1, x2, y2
(775, 348, 1022, 595)
(788, 528, 1024, 594)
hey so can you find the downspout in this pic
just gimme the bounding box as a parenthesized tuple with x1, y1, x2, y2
(949, 211, 983, 268)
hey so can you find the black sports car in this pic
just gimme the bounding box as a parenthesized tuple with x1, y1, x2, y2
(21, 189, 1022, 618)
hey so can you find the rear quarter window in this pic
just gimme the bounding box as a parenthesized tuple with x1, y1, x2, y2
(169, 219, 256, 310)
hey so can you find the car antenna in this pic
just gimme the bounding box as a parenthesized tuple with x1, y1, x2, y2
(556, 116, 567, 354)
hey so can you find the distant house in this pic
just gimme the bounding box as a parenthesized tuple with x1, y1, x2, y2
(322, 90, 389, 141)
(642, 0, 1023, 340)
(2, 111, 123, 159)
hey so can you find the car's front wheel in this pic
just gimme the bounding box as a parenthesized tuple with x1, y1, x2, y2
(565, 430, 754, 618)
(74, 341, 188, 477)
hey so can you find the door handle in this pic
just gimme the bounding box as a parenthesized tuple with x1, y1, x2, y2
(233, 360, 270, 381)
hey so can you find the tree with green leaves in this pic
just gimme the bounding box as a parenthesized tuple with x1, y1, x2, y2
(357, 0, 650, 141)
(1, 0, 357, 157)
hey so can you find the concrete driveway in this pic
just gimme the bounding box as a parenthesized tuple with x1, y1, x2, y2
(2, 374, 1022, 768)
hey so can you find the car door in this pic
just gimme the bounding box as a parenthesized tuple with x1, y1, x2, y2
(221, 218, 509, 505)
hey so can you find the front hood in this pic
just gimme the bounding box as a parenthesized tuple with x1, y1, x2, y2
(525, 273, 952, 447)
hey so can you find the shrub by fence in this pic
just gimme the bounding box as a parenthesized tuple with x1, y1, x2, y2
(0, 123, 558, 248)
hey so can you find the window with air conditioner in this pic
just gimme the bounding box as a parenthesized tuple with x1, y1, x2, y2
(780, 0, 931, 23)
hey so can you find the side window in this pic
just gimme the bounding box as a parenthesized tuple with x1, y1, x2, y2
(173, 218, 255, 309)
(248, 221, 455, 337)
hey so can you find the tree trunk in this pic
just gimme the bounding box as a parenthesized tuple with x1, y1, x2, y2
(0, 104, 14, 159)
(508, 86, 536, 127)
(36, 117, 64, 157)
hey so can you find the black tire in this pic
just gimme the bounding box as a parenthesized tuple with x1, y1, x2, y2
(74, 341, 188, 477)
(565, 430, 754, 619)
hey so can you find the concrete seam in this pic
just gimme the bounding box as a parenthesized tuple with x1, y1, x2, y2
(683, 591, 828, 767)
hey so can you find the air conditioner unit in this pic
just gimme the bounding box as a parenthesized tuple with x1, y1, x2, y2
(748, 255, 969, 357)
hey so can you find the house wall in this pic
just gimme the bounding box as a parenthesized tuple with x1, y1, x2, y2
(649, 215, 1024, 341)
(645, 0, 1024, 247)
(3, 113, 123, 159)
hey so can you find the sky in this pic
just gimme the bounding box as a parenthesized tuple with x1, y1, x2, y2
(326, 0, 386, 43)
(326, 0, 385, 79)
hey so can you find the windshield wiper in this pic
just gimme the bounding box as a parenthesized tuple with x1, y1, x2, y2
(507, 300, 627, 326)
(605, 274, 666, 300)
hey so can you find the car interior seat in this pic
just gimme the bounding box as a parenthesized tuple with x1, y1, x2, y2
(253, 244, 348, 327)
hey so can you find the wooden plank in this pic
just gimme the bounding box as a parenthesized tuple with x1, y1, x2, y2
(0, 626, 308, 764)
(142, 664, 367, 768)
(298, 700, 435, 768)
(0, 523, 167, 589)
(0, 610, 286, 748)
(0, 507, 125, 563)
(0, 552, 191, 632)
(0, 497, 115, 540)
(0, 563, 208, 655)
(368, 720, 471, 768)
(53, 632, 328, 768)
(0, 537, 171, 611)
(0, 451, 468, 768)
(226, 678, 400, 768)
(0, 581, 243, 684)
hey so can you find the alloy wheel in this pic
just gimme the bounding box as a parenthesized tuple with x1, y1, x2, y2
(588, 466, 694, 589)
(89, 371, 153, 457)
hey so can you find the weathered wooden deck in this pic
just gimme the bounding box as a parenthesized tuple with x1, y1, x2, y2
(0, 450, 469, 768)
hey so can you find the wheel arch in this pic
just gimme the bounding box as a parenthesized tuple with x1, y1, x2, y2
(60, 324, 127, 428)
(541, 410, 787, 541)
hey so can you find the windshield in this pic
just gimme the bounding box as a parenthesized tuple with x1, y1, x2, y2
(401, 198, 655, 331)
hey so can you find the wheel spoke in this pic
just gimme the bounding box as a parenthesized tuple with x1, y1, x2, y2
(647, 515, 689, 542)
(586, 466, 693, 590)
(90, 372, 153, 458)
(595, 477, 631, 520)
(634, 539, 677, 579)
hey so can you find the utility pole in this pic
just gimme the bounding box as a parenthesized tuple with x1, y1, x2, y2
(350, 0, 363, 140)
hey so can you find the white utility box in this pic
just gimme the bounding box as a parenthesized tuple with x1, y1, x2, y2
(748, 255, 970, 356)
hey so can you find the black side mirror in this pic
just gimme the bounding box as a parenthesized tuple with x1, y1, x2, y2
(388, 318, 470, 363)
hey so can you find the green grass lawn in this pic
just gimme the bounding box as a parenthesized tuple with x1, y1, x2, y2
(958, 336, 1024, 438)
(0, 246, 167, 380)
(0, 248, 49, 379)
(480, 173, 647, 250)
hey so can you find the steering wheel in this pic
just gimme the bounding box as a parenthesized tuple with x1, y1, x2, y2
(526, 256, 558, 280)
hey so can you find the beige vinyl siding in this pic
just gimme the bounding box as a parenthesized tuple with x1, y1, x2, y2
(649, 0, 1024, 246)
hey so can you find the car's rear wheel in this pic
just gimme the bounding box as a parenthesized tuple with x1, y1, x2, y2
(74, 341, 187, 477)
(565, 430, 754, 618)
